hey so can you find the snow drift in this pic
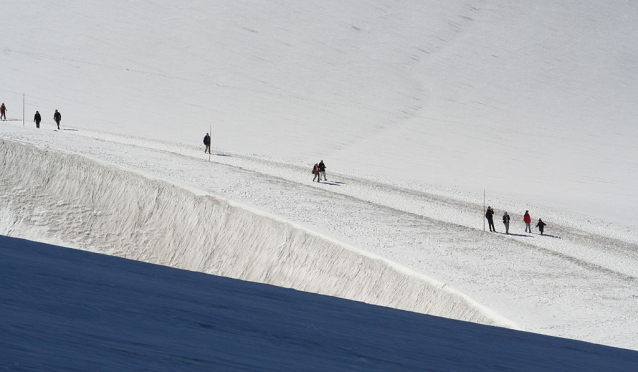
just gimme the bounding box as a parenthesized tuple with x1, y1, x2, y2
(0, 139, 512, 327)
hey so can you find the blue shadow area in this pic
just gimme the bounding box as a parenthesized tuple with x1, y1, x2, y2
(1, 235, 636, 371)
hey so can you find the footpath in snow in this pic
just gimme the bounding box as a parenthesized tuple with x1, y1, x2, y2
(1, 123, 637, 350)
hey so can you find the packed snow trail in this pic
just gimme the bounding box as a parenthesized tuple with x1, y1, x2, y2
(1, 124, 638, 349)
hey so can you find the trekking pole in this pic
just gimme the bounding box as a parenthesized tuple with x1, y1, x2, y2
(209, 125, 211, 161)
(22, 93, 25, 126)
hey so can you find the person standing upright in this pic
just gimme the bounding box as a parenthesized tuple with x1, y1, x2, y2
(502, 211, 511, 234)
(523, 210, 532, 233)
(485, 206, 496, 232)
(53, 109, 62, 129)
(1, 103, 7, 120)
(34, 111, 41, 128)
(318, 160, 327, 181)
(203, 133, 211, 154)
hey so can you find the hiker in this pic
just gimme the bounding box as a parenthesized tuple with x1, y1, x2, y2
(53, 110, 61, 129)
(523, 210, 531, 233)
(318, 160, 327, 181)
(203, 133, 211, 154)
(312, 163, 321, 182)
(503, 211, 511, 234)
(536, 219, 546, 235)
(485, 206, 496, 232)
(0, 103, 6, 120)
(34, 111, 41, 128)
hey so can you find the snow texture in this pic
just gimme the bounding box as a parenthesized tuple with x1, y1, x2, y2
(1, 0, 638, 358)
(3, 236, 637, 371)
(0, 139, 509, 327)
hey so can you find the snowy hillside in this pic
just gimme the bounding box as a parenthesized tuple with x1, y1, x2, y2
(3, 0, 637, 226)
(3, 236, 638, 371)
(2, 0, 638, 358)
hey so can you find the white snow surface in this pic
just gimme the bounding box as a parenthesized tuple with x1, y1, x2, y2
(4, 236, 638, 371)
(1, 0, 638, 352)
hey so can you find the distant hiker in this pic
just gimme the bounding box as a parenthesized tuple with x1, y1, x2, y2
(502, 211, 511, 234)
(0, 103, 6, 120)
(203, 133, 211, 154)
(34, 111, 41, 128)
(318, 160, 327, 181)
(536, 219, 546, 235)
(485, 206, 496, 232)
(53, 110, 61, 129)
(312, 163, 321, 182)
(523, 210, 531, 233)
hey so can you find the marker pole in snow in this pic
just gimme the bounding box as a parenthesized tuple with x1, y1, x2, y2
(483, 189, 486, 232)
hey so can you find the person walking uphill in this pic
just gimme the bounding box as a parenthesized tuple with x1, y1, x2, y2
(34, 111, 41, 128)
(53, 110, 61, 129)
(312, 163, 321, 182)
(485, 206, 496, 232)
(203, 133, 211, 154)
(536, 219, 547, 235)
(1, 103, 7, 120)
(318, 160, 327, 181)
(523, 210, 531, 233)
(503, 211, 511, 234)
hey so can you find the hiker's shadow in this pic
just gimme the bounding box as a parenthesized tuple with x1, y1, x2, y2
(507, 233, 532, 238)
(320, 181, 345, 186)
(541, 234, 561, 239)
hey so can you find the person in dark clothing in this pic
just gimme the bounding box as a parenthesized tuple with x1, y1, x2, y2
(536, 219, 546, 235)
(502, 211, 511, 234)
(203, 133, 211, 154)
(34, 111, 41, 128)
(1, 103, 7, 120)
(485, 206, 496, 232)
(318, 160, 327, 181)
(53, 110, 61, 129)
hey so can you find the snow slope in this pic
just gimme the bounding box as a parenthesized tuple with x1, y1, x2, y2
(3, 236, 638, 371)
(1, 128, 636, 351)
(0, 138, 509, 327)
(1, 0, 638, 354)
(2, 0, 637, 227)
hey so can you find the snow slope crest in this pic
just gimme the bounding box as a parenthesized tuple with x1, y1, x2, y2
(0, 139, 513, 327)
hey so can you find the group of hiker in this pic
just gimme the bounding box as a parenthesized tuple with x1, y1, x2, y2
(203, 132, 329, 184)
(200, 131, 549, 236)
(312, 160, 327, 182)
(485, 206, 546, 235)
(0, 103, 62, 130)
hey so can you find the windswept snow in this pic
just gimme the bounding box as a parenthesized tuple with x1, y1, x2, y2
(1, 0, 638, 358)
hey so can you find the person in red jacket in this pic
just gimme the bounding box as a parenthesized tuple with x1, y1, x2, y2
(312, 163, 321, 182)
(0, 103, 7, 120)
(523, 210, 532, 233)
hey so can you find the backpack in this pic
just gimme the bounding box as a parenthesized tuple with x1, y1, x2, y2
(312, 164, 319, 174)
